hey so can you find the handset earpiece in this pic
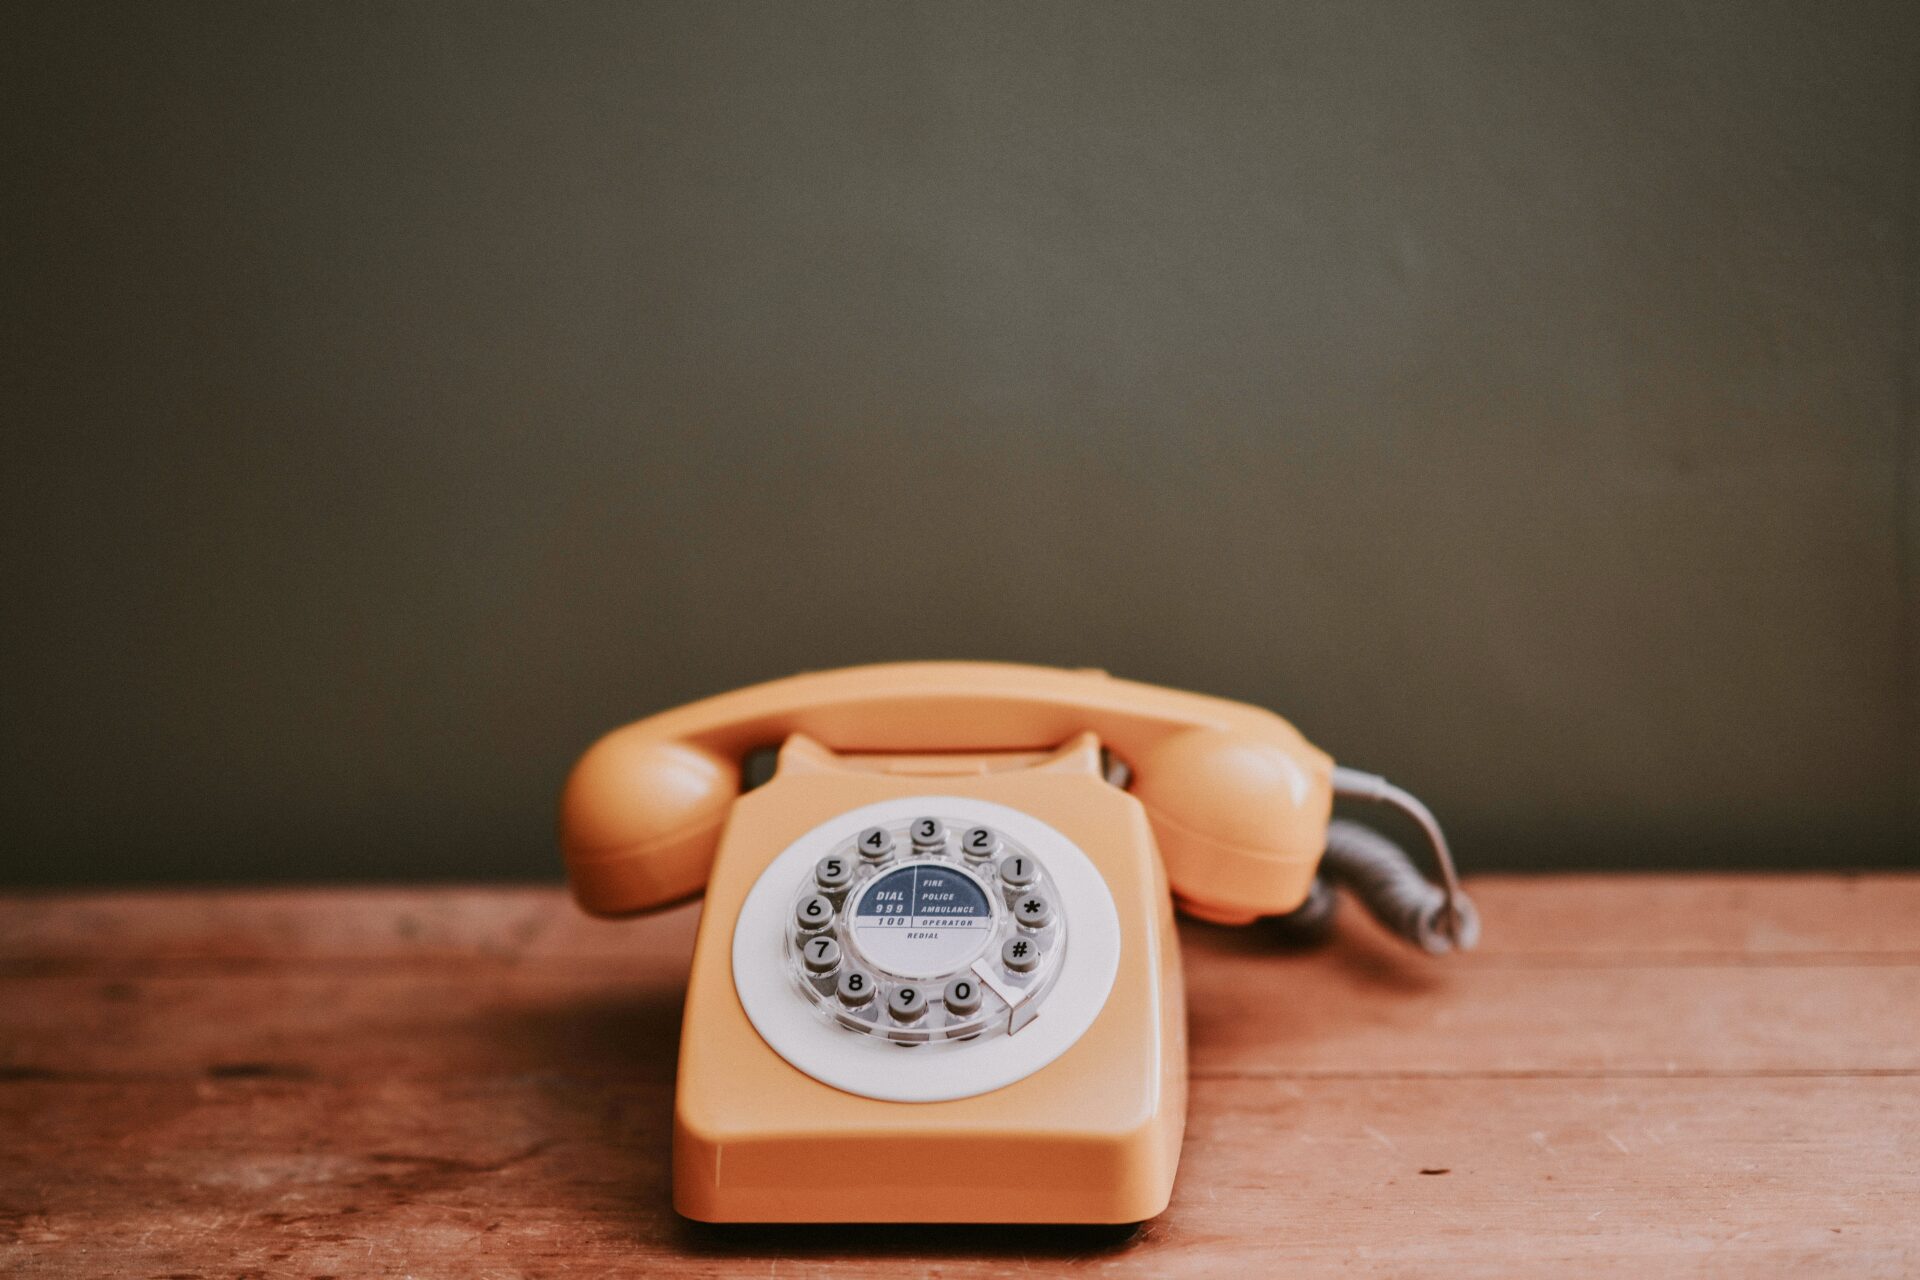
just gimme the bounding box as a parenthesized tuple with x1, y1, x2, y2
(1130, 730, 1478, 952)
(1130, 726, 1335, 926)
(559, 727, 739, 916)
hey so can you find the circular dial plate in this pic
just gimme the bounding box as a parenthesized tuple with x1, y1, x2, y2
(732, 795, 1120, 1103)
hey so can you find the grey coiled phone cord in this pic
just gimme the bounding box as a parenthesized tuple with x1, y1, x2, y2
(1281, 768, 1481, 954)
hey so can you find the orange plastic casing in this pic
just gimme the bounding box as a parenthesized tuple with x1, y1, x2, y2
(669, 735, 1184, 1222)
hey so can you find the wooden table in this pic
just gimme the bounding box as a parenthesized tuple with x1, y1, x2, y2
(1, 876, 1915, 1277)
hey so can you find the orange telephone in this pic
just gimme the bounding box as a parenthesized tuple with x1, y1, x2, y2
(560, 661, 1474, 1223)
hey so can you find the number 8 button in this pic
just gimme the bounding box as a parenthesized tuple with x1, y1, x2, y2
(837, 969, 875, 1006)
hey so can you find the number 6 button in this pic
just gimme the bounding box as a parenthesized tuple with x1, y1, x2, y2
(794, 894, 834, 932)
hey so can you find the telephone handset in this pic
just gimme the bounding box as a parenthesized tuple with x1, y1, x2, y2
(560, 662, 1475, 1224)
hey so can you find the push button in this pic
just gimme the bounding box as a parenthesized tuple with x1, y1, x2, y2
(960, 826, 1001, 861)
(814, 854, 852, 892)
(999, 853, 1037, 889)
(836, 968, 876, 1006)
(855, 826, 895, 863)
(909, 816, 946, 851)
(1001, 935, 1042, 973)
(887, 983, 929, 1022)
(1013, 892, 1052, 929)
(800, 934, 841, 974)
(794, 894, 834, 932)
(943, 975, 983, 1016)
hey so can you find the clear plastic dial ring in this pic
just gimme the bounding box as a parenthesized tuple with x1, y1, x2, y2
(784, 818, 1067, 1046)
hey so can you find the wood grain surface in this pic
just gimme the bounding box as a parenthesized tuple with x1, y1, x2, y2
(1, 876, 1916, 1277)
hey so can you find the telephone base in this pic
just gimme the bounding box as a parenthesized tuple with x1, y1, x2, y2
(668, 746, 1188, 1224)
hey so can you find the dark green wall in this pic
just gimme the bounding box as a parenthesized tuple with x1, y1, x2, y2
(4, 2, 1916, 885)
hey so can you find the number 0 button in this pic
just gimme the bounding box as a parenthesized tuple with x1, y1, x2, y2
(943, 975, 982, 1016)
(794, 894, 834, 932)
(888, 984, 928, 1022)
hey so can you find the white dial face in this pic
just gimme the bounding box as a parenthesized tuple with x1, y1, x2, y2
(848, 860, 996, 978)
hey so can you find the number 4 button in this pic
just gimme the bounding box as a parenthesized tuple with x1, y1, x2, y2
(857, 827, 894, 862)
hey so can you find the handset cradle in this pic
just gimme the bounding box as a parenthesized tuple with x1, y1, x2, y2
(562, 662, 1346, 925)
